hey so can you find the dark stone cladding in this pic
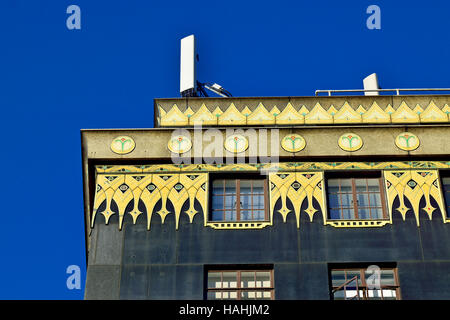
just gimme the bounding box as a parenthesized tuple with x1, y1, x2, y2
(84, 207, 450, 300)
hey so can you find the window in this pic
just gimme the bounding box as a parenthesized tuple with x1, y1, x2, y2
(211, 178, 268, 221)
(206, 267, 274, 300)
(330, 266, 400, 300)
(441, 176, 450, 218)
(327, 175, 387, 220)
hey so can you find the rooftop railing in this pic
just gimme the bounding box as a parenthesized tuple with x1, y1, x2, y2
(315, 88, 450, 96)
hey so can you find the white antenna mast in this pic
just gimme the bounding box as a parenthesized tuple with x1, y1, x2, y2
(179, 34, 232, 98)
(180, 35, 197, 97)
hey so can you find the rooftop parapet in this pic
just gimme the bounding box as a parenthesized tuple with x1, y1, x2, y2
(154, 95, 450, 127)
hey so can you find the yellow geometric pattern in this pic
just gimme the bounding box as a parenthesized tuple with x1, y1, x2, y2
(269, 172, 326, 228)
(158, 100, 450, 126)
(96, 161, 450, 175)
(92, 173, 208, 230)
(384, 170, 447, 226)
(92, 163, 450, 230)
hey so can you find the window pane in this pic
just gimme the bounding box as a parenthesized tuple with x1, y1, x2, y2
(332, 271, 346, 287)
(346, 271, 362, 285)
(253, 211, 265, 220)
(222, 272, 237, 288)
(355, 179, 367, 192)
(255, 271, 271, 288)
(369, 193, 382, 207)
(240, 180, 252, 194)
(382, 289, 397, 300)
(222, 291, 237, 300)
(240, 194, 251, 210)
(252, 180, 264, 192)
(207, 291, 221, 300)
(357, 193, 369, 207)
(333, 290, 345, 300)
(240, 211, 252, 221)
(224, 195, 236, 209)
(340, 179, 352, 192)
(358, 208, 370, 219)
(241, 291, 254, 300)
(212, 196, 223, 210)
(224, 180, 236, 194)
(340, 193, 353, 207)
(343, 209, 355, 219)
(367, 289, 382, 300)
(328, 179, 340, 188)
(328, 193, 340, 209)
(225, 211, 237, 221)
(380, 270, 396, 286)
(371, 208, 383, 219)
(329, 209, 341, 220)
(212, 180, 223, 193)
(208, 272, 222, 288)
(253, 194, 265, 210)
(241, 272, 255, 288)
(211, 211, 223, 221)
(367, 179, 380, 191)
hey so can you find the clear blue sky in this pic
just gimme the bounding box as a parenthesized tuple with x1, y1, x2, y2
(0, 0, 449, 299)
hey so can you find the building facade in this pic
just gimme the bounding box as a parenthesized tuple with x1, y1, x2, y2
(82, 95, 450, 300)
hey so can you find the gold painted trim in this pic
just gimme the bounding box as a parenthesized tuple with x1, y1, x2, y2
(96, 161, 450, 174)
(324, 220, 391, 228)
(205, 221, 272, 229)
(158, 100, 450, 126)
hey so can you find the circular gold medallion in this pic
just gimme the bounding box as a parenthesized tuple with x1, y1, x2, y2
(338, 133, 363, 152)
(281, 134, 306, 152)
(224, 134, 248, 153)
(111, 136, 136, 154)
(395, 132, 420, 151)
(168, 135, 192, 154)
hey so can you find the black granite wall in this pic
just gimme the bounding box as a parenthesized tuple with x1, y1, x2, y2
(84, 201, 450, 300)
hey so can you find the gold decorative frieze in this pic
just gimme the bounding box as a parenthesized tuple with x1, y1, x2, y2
(92, 173, 208, 230)
(96, 161, 450, 174)
(384, 170, 447, 226)
(269, 172, 326, 228)
(157, 100, 450, 126)
(92, 163, 450, 230)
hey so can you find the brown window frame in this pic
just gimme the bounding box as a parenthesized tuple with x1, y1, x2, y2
(330, 266, 401, 300)
(210, 177, 269, 222)
(326, 175, 388, 220)
(206, 268, 275, 300)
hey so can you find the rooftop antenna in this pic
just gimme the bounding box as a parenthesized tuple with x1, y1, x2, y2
(179, 35, 232, 98)
(363, 73, 380, 96)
